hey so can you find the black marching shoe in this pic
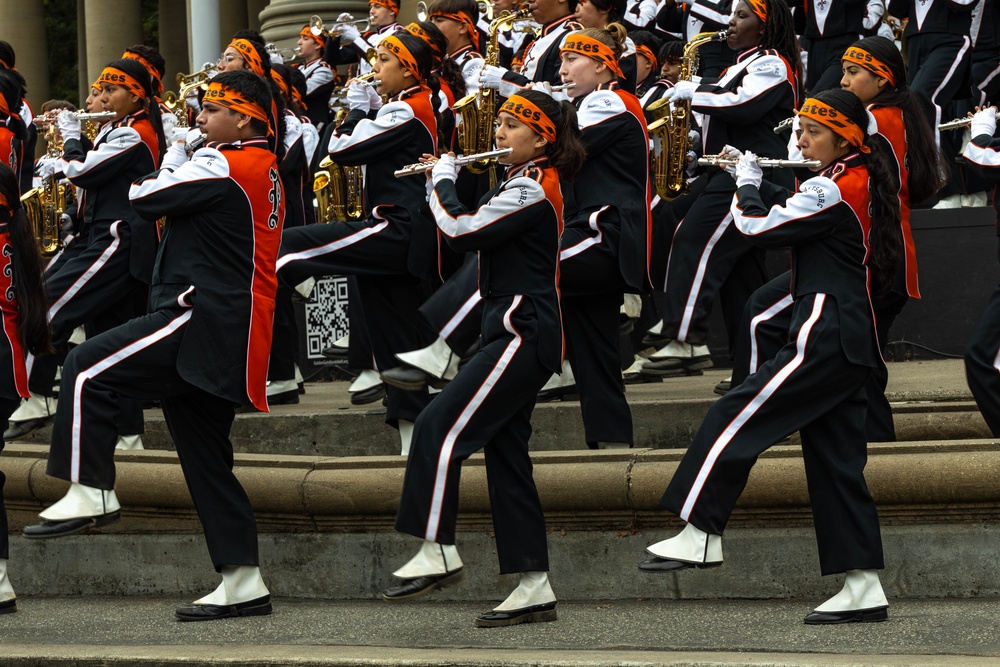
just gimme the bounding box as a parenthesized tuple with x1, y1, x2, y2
(804, 606, 888, 625)
(3, 416, 52, 441)
(380, 366, 431, 391)
(382, 568, 465, 602)
(175, 594, 272, 621)
(475, 602, 557, 628)
(350, 383, 386, 406)
(638, 555, 722, 572)
(22, 510, 121, 539)
(0, 598, 16, 614)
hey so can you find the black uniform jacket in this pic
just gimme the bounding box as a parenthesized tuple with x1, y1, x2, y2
(63, 110, 160, 283)
(430, 158, 565, 373)
(327, 84, 439, 280)
(732, 153, 881, 368)
(504, 15, 582, 86)
(129, 138, 284, 411)
(792, 0, 867, 38)
(963, 129, 1000, 241)
(888, 0, 976, 36)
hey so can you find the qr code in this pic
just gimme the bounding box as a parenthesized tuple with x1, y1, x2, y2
(305, 276, 350, 359)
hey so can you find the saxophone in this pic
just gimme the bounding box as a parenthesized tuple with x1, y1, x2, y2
(454, 9, 529, 185)
(21, 122, 67, 256)
(314, 155, 364, 223)
(646, 30, 726, 200)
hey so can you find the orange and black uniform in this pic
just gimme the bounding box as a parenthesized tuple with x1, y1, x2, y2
(396, 158, 563, 572)
(660, 154, 885, 576)
(45, 137, 283, 570)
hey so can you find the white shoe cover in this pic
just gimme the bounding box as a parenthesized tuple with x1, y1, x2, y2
(194, 565, 269, 606)
(395, 337, 458, 381)
(646, 522, 723, 564)
(294, 364, 304, 385)
(541, 360, 574, 391)
(399, 419, 414, 456)
(68, 326, 87, 346)
(0, 559, 14, 602)
(647, 319, 664, 335)
(332, 334, 349, 349)
(115, 434, 144, 451)
(266, 379, 297, 396)
(393, 540, 464, 578)
(597, 442, 631, 449)
(349, 369, 382, 393)
(814, 570, 888, 612)
(623, 355, 646, 375)
(494, 571, 556, 611)
(39, 483, 121, 521)
(649, 340, 710, 361)
(294, 277, 316, 300)
(10, 394, 56, 422)
(621, 293, 642, 319)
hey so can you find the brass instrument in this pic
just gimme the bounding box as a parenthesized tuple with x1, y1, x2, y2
(33, 110, 116, 143)
(394, 148, 514, 177)
(22, 122, 71, 256)
(454, 9, 529, 187)
(163, 63, 216, 128)
(418, 0, 495, 22)
(939, 117, 974, 131)
(314, 155, 365, 222)
(310, 14, 370, 39)
(266, 43, 302, 65)
(697, 155, 821, 169)
(647, 30, 727, 200)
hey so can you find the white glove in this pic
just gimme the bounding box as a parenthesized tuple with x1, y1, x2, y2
(35, 156, 59, 180)
(720, 145, 743, 177)
(970, 107, 998, 139)
(665, 79, 697, 103)
(431, 154, 459, 186)
(161, 112, 177, 138)
(186, 92, 201, 113)
(56, 110, 81, 142)
(479, 64, 509, 90)
(337, 12, 354, 21)
(685, 150, 699, 177)
(346, 81, 372, 112)
(735, 150, 763, 189)
(688, 129, 701, 147)
(170, 125, 190, 144)
(339, 24, 361, 44)
(366, 83, 383, 112)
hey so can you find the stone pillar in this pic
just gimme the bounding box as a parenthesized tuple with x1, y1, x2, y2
(77, 0, 90, 103)
(246, 0, 268, 31)
(188, 0, 221, 76)
(0, 0, 50, 112)
(259, 0, 368, 50)
(84, 0, 144, 87)
(219, 0, 249, 44)
(159, 0, 191, 90)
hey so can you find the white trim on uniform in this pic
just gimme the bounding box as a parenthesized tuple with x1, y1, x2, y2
(749, 293, 794, 375)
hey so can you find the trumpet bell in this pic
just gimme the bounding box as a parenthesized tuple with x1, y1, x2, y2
(416, 1, 429, 22)
(310, 14, 326, 37)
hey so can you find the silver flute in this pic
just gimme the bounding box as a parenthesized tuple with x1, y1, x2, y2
(550, 83, 576, 91)
(33, 110, 117, 126)
(698, 155, 822, 169)
(394, 148, 514, 177)
(938, 117, 973, 131)
(773, 116, 795, 134)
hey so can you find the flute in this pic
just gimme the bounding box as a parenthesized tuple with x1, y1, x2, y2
(698, 155, 822, 169)
(394, 148, 514, 177)
(550, 83, 576, 91)
(773, 116, 795, 134)
(938, 117, 973, 131)
(33, 110, 117, 126)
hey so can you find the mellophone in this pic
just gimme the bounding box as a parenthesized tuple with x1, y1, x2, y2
(698, 155, 822, 169)
(394, 148, 514, 177)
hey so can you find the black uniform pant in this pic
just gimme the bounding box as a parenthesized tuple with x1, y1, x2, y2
(802, 33, 861, 94)
(0, 396, 20, 559)
(278, 218, 433, 425)
(419, 252, 484, 356)
(45, 308, 259, 570)
(660, 170, 766, 348)
(396, 296, 551, 573)
(28, 220, 145, 435)
(965, 282, 1000, 437)
(268, 284, 299, 382)
(662, 293, 883, 575)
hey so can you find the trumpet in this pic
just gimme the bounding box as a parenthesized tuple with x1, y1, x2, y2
(698, 155, 822, 169)
(939, 117, 973, 131)
(394, 148, 514, 177)
(266, 43, 301, 63)
(310, 14, 370, 38)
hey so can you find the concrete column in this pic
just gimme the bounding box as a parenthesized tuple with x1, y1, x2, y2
(84, 0, 144, 87)
(246, 0, 268, 31)
(159, 0, 191, 92)
(77, 0, 90, 103)
(259, 0, 369, 49)
(187, 0, 221, 75)
(0, 0, 50, 112)
(219, 0, 249, 44)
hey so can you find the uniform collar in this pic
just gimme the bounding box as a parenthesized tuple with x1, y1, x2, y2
(543, 15, 576, 35)
(390, 84, 427, 103)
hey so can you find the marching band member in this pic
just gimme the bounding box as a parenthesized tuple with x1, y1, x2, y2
(962, 106, 1000, 435)
(640, 88, 903, 626)
(4, 58, 165, 447)
(330, 0, 404, 76)
(0, 161, 53, 615)
(0, 70, 27, 175)
(123, 44, 167, 105)
(25, 70, 283, 621)
(294, 23, 336, 129)
(623, 0, 658, 32)
(384, 89, 585, 627)
(792, 0, 867, 94)
(276, 31, 442, 455)
(641, 0, 801, 374)
(0, 42, 36, 194)
(429, 0, 486, 94)
(572, 0, 639, 92)
(655, 0, 736, 77)
(480, 0, 581, 89)
(632, 30, 671, 111)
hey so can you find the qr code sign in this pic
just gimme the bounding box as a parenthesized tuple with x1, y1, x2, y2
(305, 276, 350, 360)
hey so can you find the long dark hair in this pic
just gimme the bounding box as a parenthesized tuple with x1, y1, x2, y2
(757, 0, 803, 105)
(514, 89, 586, 182)
(411, 20, 467, 99)
(392, 31, 446, 149)
(849, 36, 947, 203)
(813, 88, 902, 297)
(0, 164, 51, 355)
(103, 58, 167, 163)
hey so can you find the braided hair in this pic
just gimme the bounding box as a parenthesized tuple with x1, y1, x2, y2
(756, 0, 803, 105)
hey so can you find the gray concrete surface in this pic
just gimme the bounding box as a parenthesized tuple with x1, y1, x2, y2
(2, 597, 1000, 666)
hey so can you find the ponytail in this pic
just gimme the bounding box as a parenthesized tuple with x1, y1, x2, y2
(515, 90, 586, 182)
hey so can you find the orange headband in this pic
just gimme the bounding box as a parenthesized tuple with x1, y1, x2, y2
(271, 69, 290, 100)
(123, 51, 164, 95)
(745, 0, 767, 23)
(636, 44, 657, 71)
(371, 0, 400, 15)
(799, 98, 870, 154)
(299, 25, 326, 47)
(560, 33, 623, 79)
(98, 66, 147, 99)
(229, 39, 266, 77)
(203, 81, 273, 135)
(404, 23, 445, 58)
(500, 94, 557, 144)
(429, 11, 478, 46)
(0, 90, 9, 119)
(381, 35, 422, 81)
(292, 85, 307, 110)
(842, 46, 896, 87)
